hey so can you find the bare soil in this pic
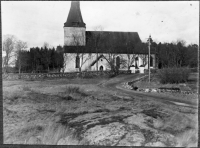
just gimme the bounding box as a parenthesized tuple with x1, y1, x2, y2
(3, 74, 198, 146)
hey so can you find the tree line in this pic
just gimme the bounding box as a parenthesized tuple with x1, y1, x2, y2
(2, 35, 64, 73)
(15, 46, 64, 73)
(155, 41, 198, 68)
(135, 40, 198, 69)
(2, 34, 198, 74)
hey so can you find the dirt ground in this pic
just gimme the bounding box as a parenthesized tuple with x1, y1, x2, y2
(3, 75, 198, 146)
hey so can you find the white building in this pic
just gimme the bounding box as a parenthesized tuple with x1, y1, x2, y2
(63, 1, 156, 72)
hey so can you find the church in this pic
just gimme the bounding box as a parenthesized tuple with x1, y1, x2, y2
(63, 1, 156, 72)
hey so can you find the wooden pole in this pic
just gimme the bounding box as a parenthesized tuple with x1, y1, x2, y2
(149, 40, 150, 84)
(147, 35, 152, 85)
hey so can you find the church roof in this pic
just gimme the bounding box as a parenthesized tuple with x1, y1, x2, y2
(64, 1, 86, 27)
(64, 31, 155, 54)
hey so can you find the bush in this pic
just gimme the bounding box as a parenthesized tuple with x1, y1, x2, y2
(158, 67, 190, 84)
(135, 69, 140, 73)
(190, 68, 198, 73)
(22, 85, 31, 91)
(66, 86, 81, 94)
(150, 68, 157, 73)
(80, 73, 95, 79)
(144, 68, 157, 74)
(65, 86, 87, 97)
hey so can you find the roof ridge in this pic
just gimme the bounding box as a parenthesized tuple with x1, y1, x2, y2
(86, 31, 138, 33)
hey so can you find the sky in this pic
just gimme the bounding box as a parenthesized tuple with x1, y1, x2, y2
(2, 1, 199, 48)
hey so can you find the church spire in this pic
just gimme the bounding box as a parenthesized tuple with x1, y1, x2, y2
(64, 1, 86, 27)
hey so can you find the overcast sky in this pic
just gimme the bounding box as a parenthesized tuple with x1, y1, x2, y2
(2, 1, 199, 48)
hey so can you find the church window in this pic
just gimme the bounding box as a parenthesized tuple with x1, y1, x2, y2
(75, 56, 80, 68)
(116, 56, 120, 68)
(135, 57, 139, 69)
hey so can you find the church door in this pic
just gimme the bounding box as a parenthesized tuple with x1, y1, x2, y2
(99, 66, 103, 71)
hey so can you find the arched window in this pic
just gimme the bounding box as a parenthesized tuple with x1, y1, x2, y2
(99, 65, 103, 71)
(116, 56, 120, 68)
(135, 57, 139, 69)
(75, 55, 80, 68)
(150, 56, 153, 67)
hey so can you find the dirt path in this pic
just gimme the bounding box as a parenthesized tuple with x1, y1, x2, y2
(99, 74, 198, 108)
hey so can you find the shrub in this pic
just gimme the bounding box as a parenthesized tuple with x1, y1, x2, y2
(135, 69, 140, 73)
(158, 67, 190, 84)
(27, 77, 35, 81)
(66, 86, 80, 94)
(150, 68, 157, 73)
(144, 69, 157, 74)
(65, 86, 87, 97)
(81, 73, 95, 79)
(22, 85, 31, 91)
(190, 68, 198, 73)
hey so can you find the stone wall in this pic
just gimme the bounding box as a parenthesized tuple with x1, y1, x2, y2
(3, 70, 131, 81)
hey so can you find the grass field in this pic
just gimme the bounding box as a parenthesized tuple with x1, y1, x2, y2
(132, 73, 198, 104)
(3, 75, 198, 146)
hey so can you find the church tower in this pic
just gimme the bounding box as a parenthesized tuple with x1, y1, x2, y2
(64, 1, 86, 46)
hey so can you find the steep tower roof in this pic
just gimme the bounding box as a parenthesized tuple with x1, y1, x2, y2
(64, 1, 86, 27)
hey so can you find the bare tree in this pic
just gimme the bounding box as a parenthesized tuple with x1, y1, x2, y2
(2, 35, 17, 73)
(175, 40, 187, 67)
(15, 40, 28, 74)
(186, 44, 198, 68)
(62, 51, 74, 73)
(62, 53, 68, 73)
(42, 42, 52, 72)
(138, 54, 148, 66)
(116, 55, 127, 69)
(125, 40, 138, 70)
(55, 45, 64, 73)
(102, 35, 119, 74)
(103, 34, 137, 74)
(92, 26, 104, 71)
(104, 54, 117, 72)
(72, 32, 91, 72)
(126, 54, 137, 69)
(135, 42, 148, 67)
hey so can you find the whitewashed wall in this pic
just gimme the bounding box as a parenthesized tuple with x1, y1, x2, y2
(63, 53, 155, 72)
(64, 27, 86, 46)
